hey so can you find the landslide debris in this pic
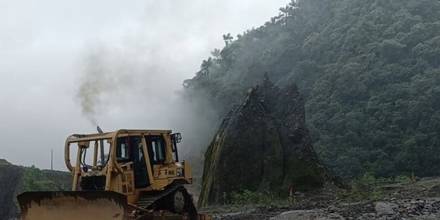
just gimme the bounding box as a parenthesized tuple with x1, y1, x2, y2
(205, 177, 440, 220)
(199, 77, 337, 207)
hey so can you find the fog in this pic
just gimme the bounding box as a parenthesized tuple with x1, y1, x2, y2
(0, 0, 290, 170)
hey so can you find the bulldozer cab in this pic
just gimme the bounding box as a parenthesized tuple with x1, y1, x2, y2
(115, 135, 150, 188)
(114, 134, 174, 188)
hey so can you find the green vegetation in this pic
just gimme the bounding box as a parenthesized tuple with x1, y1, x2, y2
(340, 173, 413, 201)
(228, 174, 414, 205)
(341, 173, 385, 201)
(185, 0, 440, 178)
(22, 166, 71, 191)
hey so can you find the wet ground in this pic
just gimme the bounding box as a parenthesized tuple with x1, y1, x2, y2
(202, 177, 440, 220)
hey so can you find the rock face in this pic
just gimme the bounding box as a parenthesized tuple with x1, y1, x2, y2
(0, 162, 23, 220)
(199, 77, 334, 206)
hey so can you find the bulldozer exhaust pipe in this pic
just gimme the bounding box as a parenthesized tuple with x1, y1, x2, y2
(97, 126, 105, 165)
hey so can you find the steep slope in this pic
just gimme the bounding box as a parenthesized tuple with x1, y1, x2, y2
(199, 78, 336, 206)
(185, 0, 440, 178)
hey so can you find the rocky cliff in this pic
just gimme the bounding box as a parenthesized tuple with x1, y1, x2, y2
(199, 77, 336, 206)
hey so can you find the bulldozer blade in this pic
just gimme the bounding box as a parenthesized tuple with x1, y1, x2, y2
(17, 191, 128, 220)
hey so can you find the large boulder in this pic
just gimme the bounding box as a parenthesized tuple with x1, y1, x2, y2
(199, 77, 335, 206)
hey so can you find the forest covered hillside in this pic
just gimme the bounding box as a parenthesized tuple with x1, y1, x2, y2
(185, 0, 440, 178)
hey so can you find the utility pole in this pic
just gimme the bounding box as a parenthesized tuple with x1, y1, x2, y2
(51, 149, 53, 170)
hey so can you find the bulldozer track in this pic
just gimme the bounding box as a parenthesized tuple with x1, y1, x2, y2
(137, 184, 184, 209)
(134, 184, 199, 220)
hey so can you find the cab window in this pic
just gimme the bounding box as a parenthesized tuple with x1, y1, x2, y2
(146, 135, 166, 164)
(116, 137, 131, 161)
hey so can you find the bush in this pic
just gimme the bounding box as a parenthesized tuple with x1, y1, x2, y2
(341, 173, 414, 201)
(342, 172, 384, 201)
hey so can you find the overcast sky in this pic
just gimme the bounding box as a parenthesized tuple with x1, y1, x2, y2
(0, 0, 290, 170)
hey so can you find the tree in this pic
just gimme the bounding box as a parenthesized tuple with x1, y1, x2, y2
(222, 33, 233, 46)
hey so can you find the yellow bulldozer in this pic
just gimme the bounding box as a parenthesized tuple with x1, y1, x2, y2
(17, 128, 209, 220)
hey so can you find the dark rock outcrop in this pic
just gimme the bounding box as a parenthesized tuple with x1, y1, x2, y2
(0, 161, 23, 220)
(199, 78, 335, 206)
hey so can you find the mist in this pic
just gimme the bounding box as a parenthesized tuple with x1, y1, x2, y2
(75, 39, 220, 161)
(0, 0, 290, 169)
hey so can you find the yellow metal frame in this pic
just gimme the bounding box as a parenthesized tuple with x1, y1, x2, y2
(64, 129, 192, 205)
